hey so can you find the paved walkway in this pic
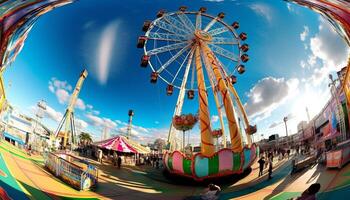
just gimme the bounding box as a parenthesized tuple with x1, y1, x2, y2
(0, 141, 349, 199)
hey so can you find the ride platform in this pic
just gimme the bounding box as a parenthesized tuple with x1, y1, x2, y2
(163, 144, 259, 181)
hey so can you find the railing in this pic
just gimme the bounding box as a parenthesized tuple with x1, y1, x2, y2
(45, 152, 98, 190)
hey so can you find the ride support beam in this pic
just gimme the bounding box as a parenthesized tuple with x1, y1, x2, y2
(201, 43, 243, 152)
(201, 51, 227, 148)
(228, 85, 252, 145)
(195, 45, 215, 156)
(167, 49, 195, 151)
(212, 55, 253, 146)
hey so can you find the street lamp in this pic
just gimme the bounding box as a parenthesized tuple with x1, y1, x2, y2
(127, 110, 134, 139)
(283, 116, 289, 147)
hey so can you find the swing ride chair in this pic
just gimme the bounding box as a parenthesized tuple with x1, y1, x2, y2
(138, 6, 259, 181)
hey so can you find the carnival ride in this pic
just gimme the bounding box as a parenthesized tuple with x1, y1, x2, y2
(54, 69, 88, 149)
(138, 6, 258, 180)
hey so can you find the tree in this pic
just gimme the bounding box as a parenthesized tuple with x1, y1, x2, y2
(153, 138, 166, 152)
(79, 132, 93, 146)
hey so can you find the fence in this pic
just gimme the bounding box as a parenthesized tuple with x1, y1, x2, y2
(45, 152, 98, 190)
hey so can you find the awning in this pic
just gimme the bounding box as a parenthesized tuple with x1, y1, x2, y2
(4, 132, 25, 145)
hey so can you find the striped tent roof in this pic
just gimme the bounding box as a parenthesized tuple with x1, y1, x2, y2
(93, 136, 150, 154)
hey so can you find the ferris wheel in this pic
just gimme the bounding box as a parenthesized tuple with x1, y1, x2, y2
(137, 6, 255, 154)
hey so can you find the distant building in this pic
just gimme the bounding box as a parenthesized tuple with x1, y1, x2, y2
(1, 106, 51, 147)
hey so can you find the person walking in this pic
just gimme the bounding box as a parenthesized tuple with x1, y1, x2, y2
(117, 155, 122, 169)
(113, 152, 117, 166)
(98, 149, 103, 164)
(268, 156, 273, 179)
(258, 156, 265, 177)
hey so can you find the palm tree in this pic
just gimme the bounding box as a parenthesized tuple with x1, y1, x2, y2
(79, 132, 93, 146)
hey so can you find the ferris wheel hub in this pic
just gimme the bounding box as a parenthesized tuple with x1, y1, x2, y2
(194, 30, 212, 42)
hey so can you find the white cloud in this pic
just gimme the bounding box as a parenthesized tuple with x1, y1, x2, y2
(83, 20, 95, 29)
(245, 77, 299, 120)
(286, 3, 293, 12)
(48, 85, 55, 93)
(76, 118, 88, 130)
(249, 3, 273, 23)
(118, 126, 139, 137)
(300, 60, 306, 68)
(308, 18, 350, 85)
(85, 113, 117, 129)
(48, 78, 87, 111)
(307, 55, 316, 67)
(300, 26, 309, 41)
(96, 20, 121, 85)
(86, 104, 93, 110)
(50, 79, 72, 92)
(75, 98, 86, 110)
(44, 105, 63, 122)
(211, 115, 219, 123)
(55, 89, 70, 104)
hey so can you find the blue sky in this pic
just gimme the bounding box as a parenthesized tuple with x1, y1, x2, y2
(4, 0, 350, 144)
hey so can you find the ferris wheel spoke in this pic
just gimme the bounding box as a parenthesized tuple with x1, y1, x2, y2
(147, 32, 189, 42)
(208, 44, 239, 62)
(146, 42, 189, 56)
(177, 13, 195, 32)
(207, 27, 229, 36)
(210, 37, 238, 45)
(203, 18, 218, 32)
(196, 13, 202, 30)
(163, 15, 192, 35)
(155, 20, 188, 36)
(157, 44, 191, 74)
(171, 49, 193, 84)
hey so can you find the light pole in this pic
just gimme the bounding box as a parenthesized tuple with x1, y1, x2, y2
(127, 110, 134, 139)
(283, 116, 288, 147)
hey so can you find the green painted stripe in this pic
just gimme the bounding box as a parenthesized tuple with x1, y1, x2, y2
(208, 154, 219, 175)
(233, 153, 241, 171)
(183, 159, 192, 175)
(0, 143, 43, 164)
(168, 157, 173, 170)
(270, 192, 301, 200)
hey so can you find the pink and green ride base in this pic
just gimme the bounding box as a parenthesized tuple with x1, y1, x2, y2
(163, 144, 259, 181)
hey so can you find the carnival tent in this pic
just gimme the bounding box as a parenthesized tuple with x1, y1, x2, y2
(93, 135, 150, 154)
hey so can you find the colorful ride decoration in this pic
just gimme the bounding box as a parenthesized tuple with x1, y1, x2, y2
(45, 152, 98, 190)
(163, 144, 259, 181)
(138, 7, 258, 180)
(212, 129, 223, 138)
(172, 114, 198, 131)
